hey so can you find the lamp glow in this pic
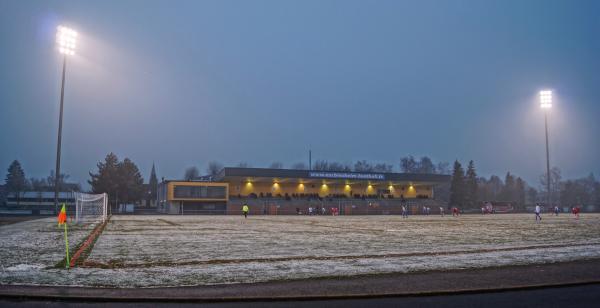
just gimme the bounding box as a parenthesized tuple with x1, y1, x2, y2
(56, 26, 77, 55)
(540, 90, 552, 109)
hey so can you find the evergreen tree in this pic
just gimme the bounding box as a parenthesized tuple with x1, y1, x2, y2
(117, 158, 145, 204)
(88, 153, 145, 206)
(488, 175, 503, 200)
(89, 153, 120, 196)
(149, 163, 158, 201)
(465, 160, 478, 208)
(527, 187, 538, 205)
(500, 172, 516, 202)
(594, 181, 600, 206)
(5, 160, 27, 205)
(449, 160, 465, 208)
(515, 177, 526, 209)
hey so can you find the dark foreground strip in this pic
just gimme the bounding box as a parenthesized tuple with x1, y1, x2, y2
(81, 241, 600, 269)
(2, 259, 600, 302)
(0, 280, 598, 303)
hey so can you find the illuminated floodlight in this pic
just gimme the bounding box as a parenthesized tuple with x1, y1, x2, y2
(56, 25, 77, 55)
(540, 90, 552, 109)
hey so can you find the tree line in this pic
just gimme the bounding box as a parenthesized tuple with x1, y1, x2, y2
(3, 160, 81, 205)
(448, 160, 600, 209)
(5, 155, 599, 209)
(3, 154, 158, 207)
(88, 153, 156, 206)
(182, 156, 451, 178)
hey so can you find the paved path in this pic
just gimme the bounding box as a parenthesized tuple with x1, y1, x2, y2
(2, 284, 599, 307)
(1, 259, 599, 302)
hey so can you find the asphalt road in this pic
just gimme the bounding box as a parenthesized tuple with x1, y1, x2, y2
(2, 284, 599, 308)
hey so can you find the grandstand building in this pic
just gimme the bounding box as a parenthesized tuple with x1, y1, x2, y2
(157, 167, 450, 215)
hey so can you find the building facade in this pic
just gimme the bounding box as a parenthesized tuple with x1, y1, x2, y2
(158, 167, 450, 215)
(157, 181, 229, 214)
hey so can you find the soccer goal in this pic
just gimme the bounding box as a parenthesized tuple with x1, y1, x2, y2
(75, 192, 108, 223)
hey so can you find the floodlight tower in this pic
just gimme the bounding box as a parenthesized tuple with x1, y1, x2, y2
(54, 26, 77, 213)
(540, 90, 552, 208)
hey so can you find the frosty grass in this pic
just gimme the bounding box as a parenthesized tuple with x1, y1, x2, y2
(1, 214, 599, 287)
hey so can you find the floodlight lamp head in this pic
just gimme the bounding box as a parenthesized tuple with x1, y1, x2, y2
(540, 90, 552, 109)
(56, 25, 77, 56)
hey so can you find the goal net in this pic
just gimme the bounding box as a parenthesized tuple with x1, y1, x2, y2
(75, 192, 108, 223)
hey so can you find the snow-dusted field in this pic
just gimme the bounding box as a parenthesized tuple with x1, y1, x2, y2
(2, 214, 600, 287)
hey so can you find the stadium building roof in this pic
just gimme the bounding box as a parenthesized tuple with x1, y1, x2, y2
(215, 167, 449, 185)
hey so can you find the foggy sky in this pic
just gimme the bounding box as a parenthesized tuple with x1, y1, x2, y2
(1, 0, 599, 189)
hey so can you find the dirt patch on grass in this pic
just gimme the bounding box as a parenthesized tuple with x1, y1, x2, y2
(0, 216, 48, 226)
(157, 219, 181, 226)
(81, 241, 600, 269)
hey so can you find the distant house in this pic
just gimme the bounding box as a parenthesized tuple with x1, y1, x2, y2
(5, 191, 75, 215)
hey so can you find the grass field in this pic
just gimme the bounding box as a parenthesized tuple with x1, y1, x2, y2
(1, 213, 600, 287)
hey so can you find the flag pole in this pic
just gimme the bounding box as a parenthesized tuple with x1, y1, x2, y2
(64, 220, 70, 268)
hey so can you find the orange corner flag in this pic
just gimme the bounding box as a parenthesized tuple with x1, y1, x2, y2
(58, 204, 67, 225)
(57, 203, 70, 267)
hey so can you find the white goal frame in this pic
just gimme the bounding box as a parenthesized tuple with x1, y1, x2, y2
(75, 192, 108, 223)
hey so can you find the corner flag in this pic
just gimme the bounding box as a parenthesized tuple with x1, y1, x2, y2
(57, 204, 70, 268)
(58, 204, 67, 225)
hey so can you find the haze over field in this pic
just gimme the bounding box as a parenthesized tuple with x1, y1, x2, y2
(1, 0, 599, 188)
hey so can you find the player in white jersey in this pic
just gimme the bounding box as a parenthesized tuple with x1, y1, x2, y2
(535, 203, 542, 222)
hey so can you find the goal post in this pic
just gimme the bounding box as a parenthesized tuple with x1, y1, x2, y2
(75, 192, 108, 223)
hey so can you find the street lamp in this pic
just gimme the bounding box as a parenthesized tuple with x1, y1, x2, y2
(540, 90, 552, 208)
(54, 25, 77, 213)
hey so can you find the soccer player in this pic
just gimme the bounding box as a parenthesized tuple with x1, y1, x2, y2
(554, 205, 559, 216)
(573, 206, 580, 220)
(439, 206, 444, 217)
(452, 207, 459, 217)
(242, 203, 249, 219)
(402, 205, 408, 218)
(535, 203, 542, 222)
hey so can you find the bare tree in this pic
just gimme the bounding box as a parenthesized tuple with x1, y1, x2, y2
(354, 160, 374, 172)
(436, 162, 451, 175)
(313, 160, 329, 171)
(184, 166, 199, 180)
(207, 161, 224, 176)
(47, 170, 70, 190)
(400, 156, 418, 173)
(291, 162, 307, 170)
(417, 156, 436, 173)
(328, 162, 351, 171)
(539, 166, 562, 205)
(269, 162, 284, 169)
(373, 163, 393, 173)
